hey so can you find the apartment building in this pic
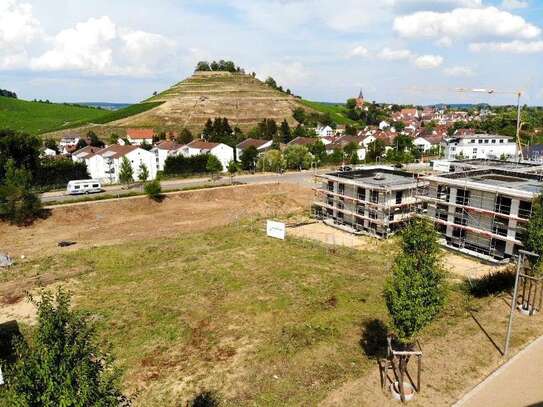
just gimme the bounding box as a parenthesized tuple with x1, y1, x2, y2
(422, 169, 542, 261)
(443, 133, 517, 160)
(313, 167, 425, 238)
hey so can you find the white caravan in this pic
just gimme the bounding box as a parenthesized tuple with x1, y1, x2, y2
(66, 179, 102, 195)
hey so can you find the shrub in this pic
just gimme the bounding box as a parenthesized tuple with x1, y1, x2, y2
(188, 391, 221, 407)
(144, 180, 162, 201)
(163, 154, 208, 176)
(2, 288, 128, 406)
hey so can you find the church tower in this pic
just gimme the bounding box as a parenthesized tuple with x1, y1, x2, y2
(355, 89, 365, 109)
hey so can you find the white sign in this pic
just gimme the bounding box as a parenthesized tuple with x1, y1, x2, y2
(267, 220, 286, 240)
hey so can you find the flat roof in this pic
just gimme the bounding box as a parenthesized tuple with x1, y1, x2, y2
(427, 169, 543, 196)
(323, 168, 419, 189)
(451, 159, 540, 171)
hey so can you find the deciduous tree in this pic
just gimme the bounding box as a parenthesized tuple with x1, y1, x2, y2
(119, 156, 134, 186)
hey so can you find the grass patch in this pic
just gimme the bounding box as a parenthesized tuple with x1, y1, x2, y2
(92, 102, 164, 124)
(0, 96, 109, 134)
(299, 100, 357, 125)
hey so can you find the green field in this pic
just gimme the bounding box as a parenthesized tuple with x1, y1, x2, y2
(0, 96, 109, 134)
(0, 97, 164, 135)
(300, 100, 357, 125)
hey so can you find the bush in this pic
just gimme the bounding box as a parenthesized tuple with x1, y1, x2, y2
(163, 154, 208, 176)
(144, 180, 162, 200)
(34, 158, 89, 189)
(0, 160, 42, 225)
(2, 288, 128, 406)
(188, 391, 221, 407)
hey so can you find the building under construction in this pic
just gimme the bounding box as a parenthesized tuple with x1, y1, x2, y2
(422, 169, 543, 261)
(313, 167, 425, 238)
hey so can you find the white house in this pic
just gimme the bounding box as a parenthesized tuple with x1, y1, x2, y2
(178, 140, 234, 172)
(379, 120, 390, 130)
(443, 134, 517, 160)
(235, 138, 273, 159)
(59, 135, 80, 154)
(315, 125, 334, 138)
(76, 145, 157, 184)
(413, 134, 443, 153)
(151, 140, 182, 172)
(361, 134, 376, 147)
(126, 128, 154, 146)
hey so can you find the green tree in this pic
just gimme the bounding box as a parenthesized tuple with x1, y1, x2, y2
(206, 154, 223, 179)
(257, 118, 278, 140)
(0, 160, 42, 225)
(227, 160, 239, 184)
(138, 162, 149, 182)
(0, 130, 41, 180)
(119, 156, 134, 186)
(292, 108, 306, 124)
(521, 194, 543, 271)
(177, 128, 193, 145)
(109, 133, 120, 145)
(346, 98, 357, 110)
(343, 141, 359, 161)
(144, 179, 162, 201)
(240, 146, 258, 171)
(2, 288, 128, 406)
(329, 148, 344, 165)
(265, 77, 278, 89)
(75, 139, 88, 150)
(292, 124, 306, 139)
(308, 140, 327, 164)
(366, 139, 386, 162)
(279, 120, 292, 144)
(87, 131, 105, 148)
(43, 138, 59, 154)
(383, 218, 446, 345)
(284, 145, 313, 170)
(257, 150, 285, 172)
(195, 61, 211, 71)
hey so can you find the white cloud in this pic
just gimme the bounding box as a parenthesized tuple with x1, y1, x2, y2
(392, 0, 483, 13)
(0, 0, 40, 69)
(501, 0, 529, 10)
(377, 47, 413, 60)
(258, 61, 311, 87)
(348, 45, 370, 58)
(443, 65, 474, 76)
(31, 16, 175, 76)
(393, 6, 541, 44)
(469, 40, 543, 53)
(414, 54, 444, 69)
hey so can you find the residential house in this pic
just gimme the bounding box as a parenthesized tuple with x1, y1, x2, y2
(151, 140, 183, 172)
(325, 135, 366, 160)
(178, 140, 234, 172)
(59, 135, 80, 154)
(316, 125, 334, 138)
(413, 134, 443, 153)
(288, 137, 320, 147)
(82, 145, 157, 184)
(443, 134, 517, 160)
(235, 138, 273, 159)
(126, 128, 155, 146)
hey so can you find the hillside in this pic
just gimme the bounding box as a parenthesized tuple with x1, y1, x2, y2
(103, 71, 312, 132)
(299, 100, 357, 125)
(0, 96, 110, 135)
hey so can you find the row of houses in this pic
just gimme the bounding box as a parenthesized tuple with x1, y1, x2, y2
(313, 159, 543, 262)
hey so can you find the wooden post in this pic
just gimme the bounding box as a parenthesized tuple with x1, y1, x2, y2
(417, 355, 421, 392)
(399, 356, 406, 403)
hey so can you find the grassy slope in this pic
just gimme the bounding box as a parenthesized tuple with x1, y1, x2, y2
(92, 102, 163, 125)
(0, 96, 109, 134)
(300, 100, 357, 125)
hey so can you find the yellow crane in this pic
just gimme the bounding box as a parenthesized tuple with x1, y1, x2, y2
(455, 88, 525, 160)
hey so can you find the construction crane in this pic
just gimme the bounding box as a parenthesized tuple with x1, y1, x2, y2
(455, 88, 525, 161)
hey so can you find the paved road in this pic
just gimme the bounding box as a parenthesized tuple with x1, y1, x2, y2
(41, 171, 318, 203)
(455, 335, 543, 407)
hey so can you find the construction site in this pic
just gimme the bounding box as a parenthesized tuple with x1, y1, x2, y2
(312, 167, 426, 238)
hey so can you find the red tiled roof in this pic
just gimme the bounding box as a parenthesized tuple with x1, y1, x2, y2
(236, 138, 269, 150)
(287, 137, 319, 146)
(155, 140, 182, 150)
(186, 140, 220, 150)
(72, 145, 102, 158)
(98, 145, 139, 159)
(126, 128, 154, 139)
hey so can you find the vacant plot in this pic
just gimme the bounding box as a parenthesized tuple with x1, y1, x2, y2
(1, 183, 542, 406)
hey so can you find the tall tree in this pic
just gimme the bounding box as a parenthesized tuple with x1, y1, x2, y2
(87, 131, 105, 148)
(0, 129, 41, 180)
(292, 108, 306, 124)
(0, 159, 42, 225)
(521, 194, 543, 269)
(206, 154, 223, 179)
(202, 119, 214, 141)
(119, 156, 134, 186)
(2, 288, 128, 406)
(284, 145, 313, 170)
(177, 128, 193, 145)
(279, 120, 292, 144)
(240, 146, 258, 171)
(195, 61, 211, 71)
(383, 218, 446, 345)
(138, 162, 149, 182)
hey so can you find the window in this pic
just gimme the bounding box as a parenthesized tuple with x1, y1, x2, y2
(495, 195, 512, 215)
(436, 204, 448, 221)
(395, 191, 403, 204)
(327, 195, 334, 206)
(369, 210, 377, 220)
(92, 184, 99, 188)
(478, 140, 483, 144)
(371, 190, 379, 204)
(74, 185, 80, 190)
(492, 220, 508, 237)
(452, 227, 466, 239)
(519, 200, 532, 219)
(456, 189, 470, 206)
(499, 139, 504, 144)
(328, 181, 334, 192)
(338, 183, 345, 194)
(484, 139, 489, 144)
(389, 213, 394, 221)
(437, 185, 450, 202)
(470, 139, 475, 143)
(473, 148, 477, 153)
(491, 139, 496, 144)
(356, 204, 365, 215)
(358, 187, 366, 201)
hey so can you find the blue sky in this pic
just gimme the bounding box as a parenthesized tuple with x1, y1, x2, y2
(1, 0, 542, 105)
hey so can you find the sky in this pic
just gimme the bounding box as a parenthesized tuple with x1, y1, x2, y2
(1, 0, 542, 105)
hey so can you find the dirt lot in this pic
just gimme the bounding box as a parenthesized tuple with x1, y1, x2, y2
(288, 222, 506, 279)
(0, 183, 312, 259)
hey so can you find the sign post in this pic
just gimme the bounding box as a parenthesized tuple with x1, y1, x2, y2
(266, 220, 286, 240)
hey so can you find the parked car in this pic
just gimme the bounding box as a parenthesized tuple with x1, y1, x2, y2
(66, 179, 102, 195)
